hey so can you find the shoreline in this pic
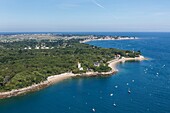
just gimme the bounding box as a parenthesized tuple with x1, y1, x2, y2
(80, 37, 138, 43)
(0, 56, 146, 99)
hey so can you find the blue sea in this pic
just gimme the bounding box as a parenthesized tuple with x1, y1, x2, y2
(0, 32, 170, 113)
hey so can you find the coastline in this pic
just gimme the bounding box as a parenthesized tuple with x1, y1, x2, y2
(80, 37, 138, 43)
(0, 56, 146, 99)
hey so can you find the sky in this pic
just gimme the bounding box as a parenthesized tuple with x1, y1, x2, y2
(0, 0, 170, 32)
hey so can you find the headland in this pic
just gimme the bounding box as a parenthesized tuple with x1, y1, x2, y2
(0, 55, 146, 99)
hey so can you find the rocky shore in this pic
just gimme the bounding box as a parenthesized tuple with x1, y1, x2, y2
(0, 56, 146, 99)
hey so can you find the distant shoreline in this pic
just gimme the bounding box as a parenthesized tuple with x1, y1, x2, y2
(80, 37, 138, 43)
(0, 56, 146, 99)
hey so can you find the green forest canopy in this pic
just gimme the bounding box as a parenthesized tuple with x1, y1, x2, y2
(0, 39, 141, 91)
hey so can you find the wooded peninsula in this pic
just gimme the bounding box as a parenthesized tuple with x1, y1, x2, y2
(0, 34, 141, 92)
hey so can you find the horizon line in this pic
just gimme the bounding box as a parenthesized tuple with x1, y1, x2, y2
(1, 31, 170, 33)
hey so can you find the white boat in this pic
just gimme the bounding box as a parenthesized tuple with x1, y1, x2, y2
(92, 108, 96, 112)
(113, 102, 116, 107)
(128, 88, 131, 94)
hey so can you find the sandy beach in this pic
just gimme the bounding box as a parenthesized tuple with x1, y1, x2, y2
(108, 55, 146, 72)
(0, 73, 76, 99)
(0, 56, 146, 99)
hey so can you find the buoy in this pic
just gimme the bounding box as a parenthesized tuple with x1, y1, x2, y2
(110, 93, 113, 96)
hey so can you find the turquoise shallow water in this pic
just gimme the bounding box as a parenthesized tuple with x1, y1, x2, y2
(0, 32, 170, 113)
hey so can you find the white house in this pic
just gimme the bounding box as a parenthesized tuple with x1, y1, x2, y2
(78, 62, 83, 71)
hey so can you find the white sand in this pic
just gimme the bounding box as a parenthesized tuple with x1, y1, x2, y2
(108, 55, 146, 72)
(0, 56, 146, 99)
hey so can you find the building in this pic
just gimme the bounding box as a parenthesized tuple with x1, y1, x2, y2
(78, 62, 84, 71)
(94, 62, 100, 67)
